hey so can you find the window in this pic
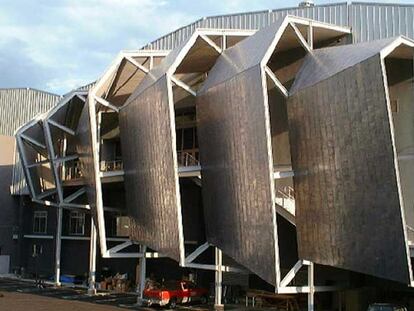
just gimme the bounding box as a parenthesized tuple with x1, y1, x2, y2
(32, 244, 43, 257)
(105, 216, 117, 237)
(69, 211, 85, 235)
(33, 211, 47, 234)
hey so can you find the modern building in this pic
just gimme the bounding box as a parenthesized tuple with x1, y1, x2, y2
(11, 2, 414, 311)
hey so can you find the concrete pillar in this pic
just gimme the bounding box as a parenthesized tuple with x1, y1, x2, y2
(88, 218, 97, 295)
(214, 247, 223, 310)
(54, 207, 62, 286)
(308, 262, 315, 311)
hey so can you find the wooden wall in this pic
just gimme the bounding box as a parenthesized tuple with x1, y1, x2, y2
(197, 65, 278, 286)
(119, 76, 183, 263)
(288, 55, 411, 284)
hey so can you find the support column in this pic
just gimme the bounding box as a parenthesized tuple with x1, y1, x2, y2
(54, 207, 62, 286)
(137, 245, 147, 305)
(214, 247, 223, 310)
(308, 262, 315, 311)
(88, 218, 97, 295)
(307, 22, 314, 49)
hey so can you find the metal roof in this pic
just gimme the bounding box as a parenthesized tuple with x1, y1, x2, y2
(143, 2, 414, 50)
(4, 88, 61, 195)
(0, 88, 60, 136)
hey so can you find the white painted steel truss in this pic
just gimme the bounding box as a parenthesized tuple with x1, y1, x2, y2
(15, 17, 354, 310)
(87, 49, 170, 258)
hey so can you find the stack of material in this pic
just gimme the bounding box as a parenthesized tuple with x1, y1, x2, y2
(100, 273, 131, 293)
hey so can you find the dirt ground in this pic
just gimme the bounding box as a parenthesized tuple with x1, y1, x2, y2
(0, 291, 128, 311)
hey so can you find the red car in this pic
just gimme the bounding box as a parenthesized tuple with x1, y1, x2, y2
(144, 280, 209, 308)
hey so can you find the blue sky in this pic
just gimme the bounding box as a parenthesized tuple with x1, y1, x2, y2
(1, 0, 414, 94)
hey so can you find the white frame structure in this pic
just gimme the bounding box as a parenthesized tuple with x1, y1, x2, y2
(15, 16, 372, 311)
(85, 50, 170, 259)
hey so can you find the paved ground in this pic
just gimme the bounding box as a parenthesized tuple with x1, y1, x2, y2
(0, 291, 130, 311)
(0, 278, 211, 311)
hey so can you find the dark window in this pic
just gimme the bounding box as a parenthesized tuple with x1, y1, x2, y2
(69, 211, 85, 235)
(33, 211, 47, 234)
(32, 244, 43, 257)
(183, 128, 194, 149)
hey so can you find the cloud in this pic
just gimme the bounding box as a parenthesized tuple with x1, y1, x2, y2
(0, 0, 195, 94)
(2, 0, 413, 94)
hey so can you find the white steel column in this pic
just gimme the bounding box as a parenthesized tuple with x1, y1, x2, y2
(137, 245, 147, 304)
(308, 262, 315, 311)
(88, 218, 97, 295)
(54, 207, 63, 286)
(214, 247, 223, 309)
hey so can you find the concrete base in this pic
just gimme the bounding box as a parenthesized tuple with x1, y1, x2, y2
(135, 298, 146, 307)
(87, 288, 96, 296)
(214, 304, 224, 311)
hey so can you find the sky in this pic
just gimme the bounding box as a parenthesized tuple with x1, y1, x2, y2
(1, 0, 414, 95)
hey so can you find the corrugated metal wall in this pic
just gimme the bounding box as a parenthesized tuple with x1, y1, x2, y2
(143, 3, 348, 50)
(2, 88, 61, 195)
(350, 2, 414, 42)
(143, 2, 414, 51)
(0, 88, 60, 136)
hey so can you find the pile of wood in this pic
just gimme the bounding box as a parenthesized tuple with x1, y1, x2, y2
(246, 289, 300, 311)
(100, 273, 131, 293)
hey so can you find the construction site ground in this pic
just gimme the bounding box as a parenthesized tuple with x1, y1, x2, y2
(0, 278, 213, 311)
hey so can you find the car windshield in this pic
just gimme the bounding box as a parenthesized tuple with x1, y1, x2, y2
(163, 281, 181, 290)
(367, 305, 396, 311)
(145, 281, 160, 290)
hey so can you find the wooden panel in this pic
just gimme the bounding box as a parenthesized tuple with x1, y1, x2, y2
(197, 65, 278, 286)
(288, 55, 411, 283)
(75, 102, 100, 230)
(119, 76, 183, 263)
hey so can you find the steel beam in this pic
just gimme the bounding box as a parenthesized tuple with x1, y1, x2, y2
(54, 207, 63, 286)
(200, 34, 222, 54)
(138, 245, 147, 304)
(265, 66, 289, 97)
(214, 248, 223, 309)
(170, 76, 197, 96)
(94, 96, 120, 112)
(184, 242, 210, 264)
(48, 119, 76, 136)
(308, 262, 315, 311)
(88, 218, 97, 295)
(20, 133, 46, 149)
(125, 56, 150, 74)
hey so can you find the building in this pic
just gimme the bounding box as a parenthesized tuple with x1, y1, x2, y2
(0, 88, 60, 275)
(11, 2, 414, 310)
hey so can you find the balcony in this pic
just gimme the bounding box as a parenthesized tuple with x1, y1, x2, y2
(63, 161, 83, 181)
(275, 185, 295, 226)
(177, 150, 199, 167)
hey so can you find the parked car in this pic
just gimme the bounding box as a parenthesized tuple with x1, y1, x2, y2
(143, 280, 208, 308)
(367, 303, 407, 311)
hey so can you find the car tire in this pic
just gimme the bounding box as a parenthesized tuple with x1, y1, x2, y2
(200, 295, 208, 305)
(168, 298, 177, 309)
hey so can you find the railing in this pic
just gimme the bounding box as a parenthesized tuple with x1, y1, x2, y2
(177, 151, 199, 167)
(63, 152, 200, 179)
(63, 161, 83, 180)
(277, 185, 294, 200)
(100, 160, 123, 172)
(275, 185, 295, 217)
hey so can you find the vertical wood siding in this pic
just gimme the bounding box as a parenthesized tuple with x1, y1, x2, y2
(287, 55, 410, 284)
